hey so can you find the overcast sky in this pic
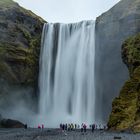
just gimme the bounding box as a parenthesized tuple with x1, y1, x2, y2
(14, 0, 120, 23)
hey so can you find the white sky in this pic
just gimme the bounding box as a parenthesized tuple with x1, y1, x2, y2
(14, 0, 120, 23)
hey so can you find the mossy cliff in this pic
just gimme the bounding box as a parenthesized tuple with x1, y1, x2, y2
(0, 0, 45, 109)
(95, 0, 140, 122)
(108, 33, 140, 133)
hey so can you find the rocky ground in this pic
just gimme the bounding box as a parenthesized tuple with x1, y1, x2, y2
(0, 129, 140, 140)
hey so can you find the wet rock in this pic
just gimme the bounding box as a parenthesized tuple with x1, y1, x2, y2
(0, 0, 45, 111)
(1, 119, 25, 128)
(108, 34, 140, 132)
(95, 0, 140, 122)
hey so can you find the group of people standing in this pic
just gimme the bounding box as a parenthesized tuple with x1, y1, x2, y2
(60, 123, 107, 132)
(60, 123, 80, 131)
(38, 124, 44, 129)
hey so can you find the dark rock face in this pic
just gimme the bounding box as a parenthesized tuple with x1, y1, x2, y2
(108, 34, 140, 132)
(95, 0, 140, 122)
(0, 0, 45, 112)
(1, 119, 25, 128)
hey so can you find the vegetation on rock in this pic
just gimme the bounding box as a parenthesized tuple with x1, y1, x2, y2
(122, 34, 140, 76)
(0, 0, 45, 109)
(0, 0, 45, 86)
(108, 33, 140, 133)
(95, 0, 140, 122)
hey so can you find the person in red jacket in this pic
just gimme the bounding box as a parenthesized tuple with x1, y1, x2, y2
(38, 125, 41, 129)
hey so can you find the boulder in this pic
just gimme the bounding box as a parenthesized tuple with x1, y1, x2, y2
(1, 119, 25, 128)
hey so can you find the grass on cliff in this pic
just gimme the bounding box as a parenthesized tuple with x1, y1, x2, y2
(108, 89, 138, 130)
(122, 33, 140, 75)
(108, 33, 140, 131)
(0, 41, 39, 85)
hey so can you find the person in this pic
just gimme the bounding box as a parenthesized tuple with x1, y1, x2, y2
(92, 124, 95, 132)
(75, 124, 77, 130)
(62, 124, 65, 131)
(77, 124, 80, 129)
(42, 124, 44, 129)
(68, 124, 71, 131)
(89, 124, 92, 129)
(65, 124, 67, 130)
(83, 124, 87, 132)
(38, 125, 41, 129)
(71, 123, 74, 130)
(60, 124, 62, 129)
(24, 124, 27, 129)
(81, 123, 84, 132)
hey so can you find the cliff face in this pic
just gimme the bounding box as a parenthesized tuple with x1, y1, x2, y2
(108, 34, 140, 132)
(95, 0, 140, 122)
(0, 0, 45, 110)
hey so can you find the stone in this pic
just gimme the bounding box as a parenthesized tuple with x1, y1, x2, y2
(1, 119, 25, 128)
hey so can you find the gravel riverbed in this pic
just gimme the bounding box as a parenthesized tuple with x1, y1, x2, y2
(0, 128, 140, 140)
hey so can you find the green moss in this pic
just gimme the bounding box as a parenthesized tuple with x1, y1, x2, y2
(16, 25, 31, 42)
(0, 61, 17, 82)
(122, 33, 140, 75)
(0, 0, 44, 112)
(108, 33, 140, 131)
(108, 91, 138, 130)
(108, 67, 140, 130)
(0, 40, 40, 86)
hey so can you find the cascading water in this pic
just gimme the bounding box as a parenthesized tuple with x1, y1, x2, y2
(39, 20, 95, 128)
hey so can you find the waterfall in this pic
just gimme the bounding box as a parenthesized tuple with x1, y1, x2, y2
(39, 20, 95, 128)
